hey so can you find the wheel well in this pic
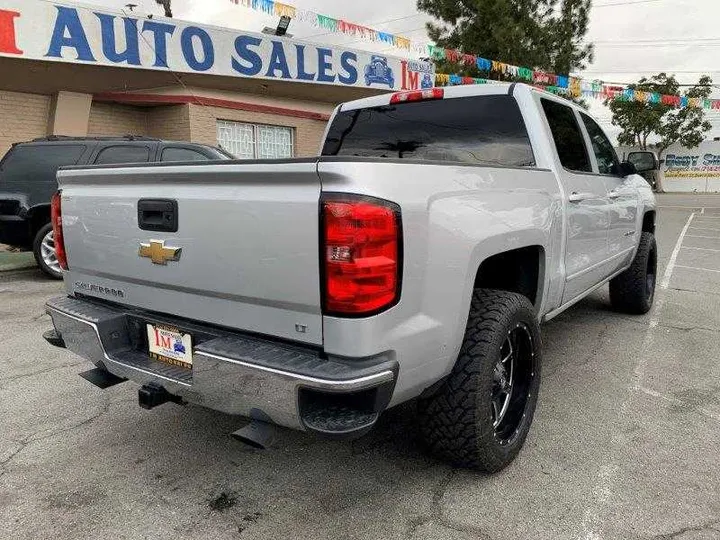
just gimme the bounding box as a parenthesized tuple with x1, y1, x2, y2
(642, 211, 656, 234)
(474, 246, 543, 306)
(28, 206, 51, 240)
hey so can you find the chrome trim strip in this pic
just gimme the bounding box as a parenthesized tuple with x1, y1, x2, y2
(194, 350, 395, 390)
(46, 304, 192, 387)
(48, 303, 394, 391)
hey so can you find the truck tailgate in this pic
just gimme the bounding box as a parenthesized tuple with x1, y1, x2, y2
(58, 161, 323, 345)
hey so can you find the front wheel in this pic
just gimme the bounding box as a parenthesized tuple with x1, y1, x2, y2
(32, 223, 63, 280)
(609, 232, 657, 314)
(418, 289, 542, 472)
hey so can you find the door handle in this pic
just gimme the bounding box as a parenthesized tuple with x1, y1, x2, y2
(138, 199, 178, 232)
(568, 192, 593, 203)
(608, 190, 621, 199)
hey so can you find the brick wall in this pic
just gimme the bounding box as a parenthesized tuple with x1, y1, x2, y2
(0, 91, 51, 158)
(188, 104, 327, 157)
(147, 104, 191, 141)
(88, 102, 148, 137)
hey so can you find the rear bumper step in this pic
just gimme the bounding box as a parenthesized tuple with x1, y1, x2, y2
(45, 296, 397, 436)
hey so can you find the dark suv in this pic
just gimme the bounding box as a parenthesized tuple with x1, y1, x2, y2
(0, 136, 232, 278)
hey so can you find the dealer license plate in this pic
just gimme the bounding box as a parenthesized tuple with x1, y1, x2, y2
(146, 323, 193, 369)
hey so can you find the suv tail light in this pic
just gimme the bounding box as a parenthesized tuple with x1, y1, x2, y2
(322, 195, 402, 316)
(50, 191, 68, 271)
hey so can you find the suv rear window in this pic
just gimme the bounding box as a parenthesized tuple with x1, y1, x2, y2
(321, 95, 535, 167)
(0, 145, 86, 187)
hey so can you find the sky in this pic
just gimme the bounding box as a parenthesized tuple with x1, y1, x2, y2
(82, 0, 720, 143)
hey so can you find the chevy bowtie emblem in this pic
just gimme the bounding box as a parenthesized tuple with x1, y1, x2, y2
(138, 240, 182, 265)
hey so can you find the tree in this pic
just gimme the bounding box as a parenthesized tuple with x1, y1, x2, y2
(416, 0, 594, 79)
(155, 0, 172, 18)
(607, 73, 712, 192)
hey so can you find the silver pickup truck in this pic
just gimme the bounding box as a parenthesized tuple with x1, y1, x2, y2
(44, 83, 657, 472)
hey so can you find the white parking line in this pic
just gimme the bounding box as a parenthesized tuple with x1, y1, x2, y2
(658, 205, 720, 209)
(686, 234, 720, 239)
(579, 212, 695, 540)
(661, 213, 696, 290)
(682, 246, 720, 253)
(676, 264, 720, 274)
(689, 226, 720, 232)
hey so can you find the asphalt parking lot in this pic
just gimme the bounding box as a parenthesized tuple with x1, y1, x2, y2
(1, 193, 719, 540)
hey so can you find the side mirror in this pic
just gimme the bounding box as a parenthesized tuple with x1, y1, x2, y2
(627, 151, 659, 173)
(617, 161, 637, 177)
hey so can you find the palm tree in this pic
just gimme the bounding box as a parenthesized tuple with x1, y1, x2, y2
(155, 0, 172, 17)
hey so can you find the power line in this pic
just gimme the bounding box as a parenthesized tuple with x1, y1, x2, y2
(593, 37, 720, 44)
(579, 69, 720, 74)
(593, 0, 662, 6)
(596, 43, 720, 49)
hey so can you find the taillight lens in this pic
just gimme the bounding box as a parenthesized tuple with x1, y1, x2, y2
(390, 88, 444, 104)
(322, 195, 402, 316)
(51, 191, 68, 271)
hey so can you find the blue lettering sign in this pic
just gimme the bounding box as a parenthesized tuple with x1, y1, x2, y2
(316, 48, 335, 83)
(142, 20, 175, 68)
(338, 51, 358, 85)
(46, 6, 96, 62)
(703, 153, 720, 166)
(96, 13, 140, 66)
(295, 45, 316, 81)
(266, 40, 291, 79)
(232, 35, 262, 76)
(181, 26, 214, 71)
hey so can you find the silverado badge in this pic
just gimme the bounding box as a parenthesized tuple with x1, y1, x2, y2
(138, 240, 182, 265)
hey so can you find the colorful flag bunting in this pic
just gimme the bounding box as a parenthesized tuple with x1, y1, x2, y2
(229, 0, 716, 111)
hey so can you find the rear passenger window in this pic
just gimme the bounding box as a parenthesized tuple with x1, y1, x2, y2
(541, 99, 591, 172)
(161, 148, 209, 162)
(581, 113, 619, 175)
(94, 145, 150, 165)
(322, 95, 535, 167)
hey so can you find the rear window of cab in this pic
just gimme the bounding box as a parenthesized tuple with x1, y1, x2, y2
(321, 94, 535, 168)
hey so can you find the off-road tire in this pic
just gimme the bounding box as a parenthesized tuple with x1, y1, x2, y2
(418, 289, 542, 472)
(32, 223, 62, 280)
(609, 232, 657, 314)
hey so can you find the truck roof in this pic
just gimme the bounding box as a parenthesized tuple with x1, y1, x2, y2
(338, 82, 580, 112)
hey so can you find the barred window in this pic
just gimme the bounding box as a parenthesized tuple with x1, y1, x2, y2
(216, 120, 294, 159)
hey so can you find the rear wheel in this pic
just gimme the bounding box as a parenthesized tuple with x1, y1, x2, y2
(610, 232, 657, 314)
(418, 289, 541, 472)
(33, 223, 62, 280)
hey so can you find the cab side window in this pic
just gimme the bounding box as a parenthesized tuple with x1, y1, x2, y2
(581, 113, 620, 175)
(541, 98, 591, 173)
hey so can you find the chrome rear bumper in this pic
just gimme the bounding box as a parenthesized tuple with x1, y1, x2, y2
(46, 296, 397, 434)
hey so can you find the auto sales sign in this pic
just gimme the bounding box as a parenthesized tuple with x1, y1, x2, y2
(0, 0, 434, 91)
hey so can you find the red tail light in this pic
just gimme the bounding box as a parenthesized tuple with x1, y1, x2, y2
(390, 88, 444, 104)
(322, 195, 402, 316)
(50, 191, 68, 271)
